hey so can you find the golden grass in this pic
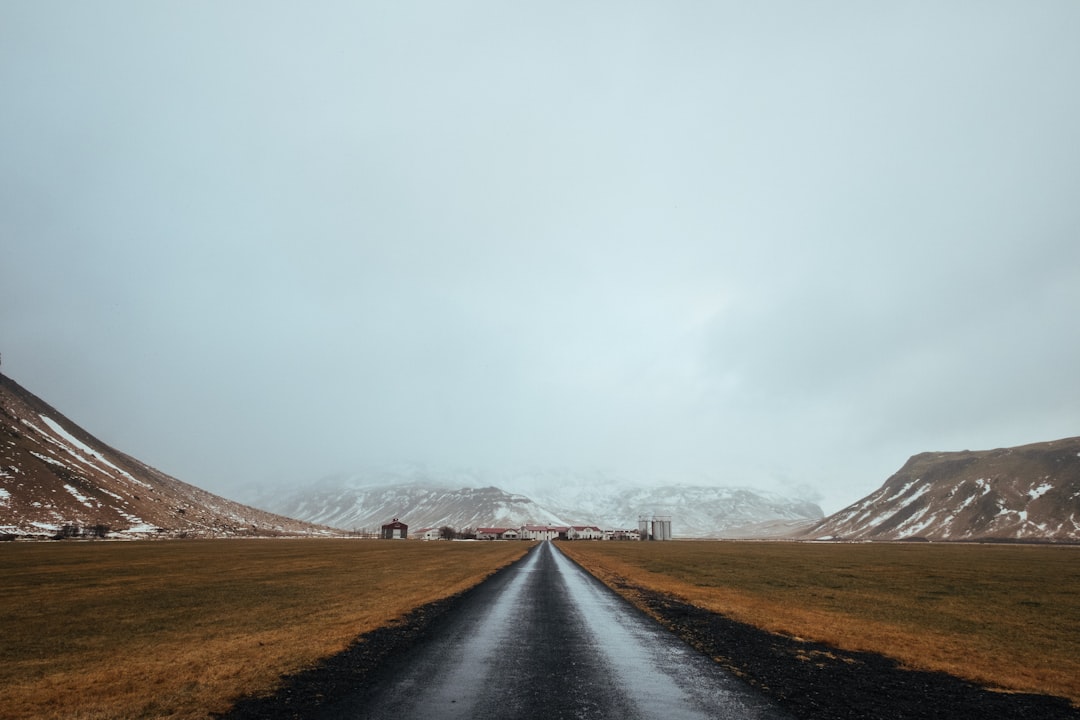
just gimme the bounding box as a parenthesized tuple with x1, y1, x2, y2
(558, 540, 1080, 705)
(0, 539, 530, 720)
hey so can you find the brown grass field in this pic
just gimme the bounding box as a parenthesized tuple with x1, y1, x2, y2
(0, 539, 530, 720)
(557, 540, 1080, 705)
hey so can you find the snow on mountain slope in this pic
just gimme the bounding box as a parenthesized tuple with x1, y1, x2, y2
(252, 468, 824, 538)
(0, 373, 336, 538)
(256, 476, 572, 532)
(803, 436, 1080, 541)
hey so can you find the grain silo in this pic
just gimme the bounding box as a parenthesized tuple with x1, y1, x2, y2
(652, 515, 672, 541)
(638, 514, 673, 541)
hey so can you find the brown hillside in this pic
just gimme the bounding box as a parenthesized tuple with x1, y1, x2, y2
(0, 373, 336, 538)
(804, 436, 1080, 541)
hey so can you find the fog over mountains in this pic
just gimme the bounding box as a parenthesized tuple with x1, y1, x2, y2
(243, 468, 825, 538)
(2, 370, 823, 539)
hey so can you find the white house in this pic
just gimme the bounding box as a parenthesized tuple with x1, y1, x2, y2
(568, 525, 604, 540)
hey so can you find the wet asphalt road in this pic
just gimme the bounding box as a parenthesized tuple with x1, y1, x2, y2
(316, 541, 792, 720)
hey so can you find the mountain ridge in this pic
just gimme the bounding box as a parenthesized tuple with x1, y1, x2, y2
(0, 372, 337, 538)
(803, 436, 1080, 542)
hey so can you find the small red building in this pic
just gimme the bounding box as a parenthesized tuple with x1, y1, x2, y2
(380, 518, 409, 539)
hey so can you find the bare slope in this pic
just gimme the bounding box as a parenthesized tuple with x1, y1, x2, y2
(0, 373, 335, 538)
(805, 436, 1080, 541)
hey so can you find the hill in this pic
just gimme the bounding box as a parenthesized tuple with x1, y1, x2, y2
(0, 373, 336, 538)
(804, 436, 1080, 541)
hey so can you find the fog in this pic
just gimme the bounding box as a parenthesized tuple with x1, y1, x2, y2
(3, 1, 1079, 512)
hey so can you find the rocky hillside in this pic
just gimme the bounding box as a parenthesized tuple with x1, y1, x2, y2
(0, 373, 337, 538)
(804, 436, 1080, 542)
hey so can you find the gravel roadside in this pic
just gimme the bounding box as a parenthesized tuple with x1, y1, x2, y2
(221, 570, 1079, 720)
(633, 584, 1079, 720)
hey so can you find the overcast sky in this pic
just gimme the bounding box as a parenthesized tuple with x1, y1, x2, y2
(3, 2, 1079, 513)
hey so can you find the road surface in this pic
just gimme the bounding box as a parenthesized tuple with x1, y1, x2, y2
(317, 541, 792, 719)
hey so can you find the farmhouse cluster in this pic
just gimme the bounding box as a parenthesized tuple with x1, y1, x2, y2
(383, 516, 673, 541)
(414, 524, 640, 541)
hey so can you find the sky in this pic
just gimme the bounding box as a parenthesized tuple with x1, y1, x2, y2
(2, 1, 1079, 514)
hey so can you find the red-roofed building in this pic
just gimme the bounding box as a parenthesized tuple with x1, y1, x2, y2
(568, 525, 603, 540)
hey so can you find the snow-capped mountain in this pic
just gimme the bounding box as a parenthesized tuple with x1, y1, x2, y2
(0, 373, 336, 538)
(260, 477, 573, 533)
(251, 468, 824, 538)
(803, 436, 1080, 542)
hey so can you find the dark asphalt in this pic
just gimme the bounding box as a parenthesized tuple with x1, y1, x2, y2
(315, 541, 792, 719)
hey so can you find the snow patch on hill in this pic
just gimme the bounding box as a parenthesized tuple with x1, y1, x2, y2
(1, 372, 340, 538)
(804, 438, 1080, 542)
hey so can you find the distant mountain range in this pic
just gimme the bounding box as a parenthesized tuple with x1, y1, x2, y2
(0, 373, 335, 538)
(802, 436, 1080, 542)
(244, 471, 825, 538)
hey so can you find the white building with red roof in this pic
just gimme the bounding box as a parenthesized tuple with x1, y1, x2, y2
(568, 525, 604, 540)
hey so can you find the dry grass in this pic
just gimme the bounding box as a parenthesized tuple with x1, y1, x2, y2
(0, 539, 530, 720)
(558, 540, 1080, 704)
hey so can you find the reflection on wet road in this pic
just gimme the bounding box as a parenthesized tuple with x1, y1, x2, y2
(321, 541, 791, 719)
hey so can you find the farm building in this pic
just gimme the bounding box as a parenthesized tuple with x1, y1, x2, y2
(520, 525, 570, 541)
(638, 514, 672, 541)
(603, 528, 642, 541)
(568, 525, 604, 540)
(475, 527, 521, 540)
(380, 518, 409, 539)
